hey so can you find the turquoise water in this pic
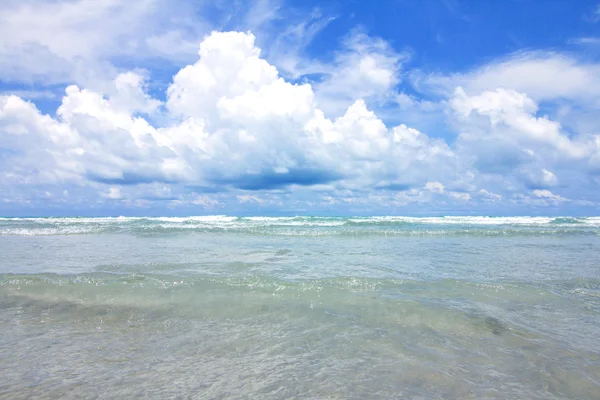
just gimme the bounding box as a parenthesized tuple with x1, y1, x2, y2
(1, 216, 599, 399)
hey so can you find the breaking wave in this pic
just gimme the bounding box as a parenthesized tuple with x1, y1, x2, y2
(1, 216, 599, 236)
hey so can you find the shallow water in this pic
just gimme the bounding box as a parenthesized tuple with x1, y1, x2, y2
(1, 216, 599, 399)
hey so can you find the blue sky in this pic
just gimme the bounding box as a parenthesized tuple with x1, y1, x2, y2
(1, 0, 600, 216)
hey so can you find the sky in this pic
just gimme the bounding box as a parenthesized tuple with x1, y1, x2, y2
(1, 0, 600, 216)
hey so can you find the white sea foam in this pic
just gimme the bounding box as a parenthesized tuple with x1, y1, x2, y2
(148, 216, 238, 223)
(348, 216, 586, 225)
(0, 215, 599, 236)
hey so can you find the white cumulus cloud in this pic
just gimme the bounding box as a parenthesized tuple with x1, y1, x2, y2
(1, 24, 600, 214)
(0, 31, 457, 206)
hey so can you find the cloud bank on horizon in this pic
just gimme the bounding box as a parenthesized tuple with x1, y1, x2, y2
(1, 0, 600, 216)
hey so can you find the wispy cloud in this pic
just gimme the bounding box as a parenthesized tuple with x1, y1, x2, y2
(587, 3, 600, 22)
(569, 36, 600, 45)
(0, 0, 209, 87)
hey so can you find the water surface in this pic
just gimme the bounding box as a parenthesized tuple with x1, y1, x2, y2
(1, 216, 599, 399)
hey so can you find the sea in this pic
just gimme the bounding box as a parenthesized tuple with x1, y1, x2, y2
(1, 216, 599, 399)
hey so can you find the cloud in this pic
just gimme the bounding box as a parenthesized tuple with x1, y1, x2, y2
(1, 23, 600, 214)
(219, 169, 341, 191)
(313, 31, 407, 117)
(237, 194, 264, 204)
(252, 5, 336, 79)
(449, 192, 471, 201)
(569, 37, 600, 45)
(0, 0, 327, 98)
(415, 52, 600, 105)
(449, 86, 600, 198)
(103, 187, 122, 199)
(586, 3, 600, 22)
(190, 195, 220, 207)
(524, 169, 558, 190)
(479, 189, 502, 202)
(409, 50, 600, 157)
(0, 31, 455, 203)
(0, 89, 58, 100)
(425, 181, 445, 193)
(0, 0, 209, 87)
(451, 87, 584, 158)
(532, 189, 566, 201)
